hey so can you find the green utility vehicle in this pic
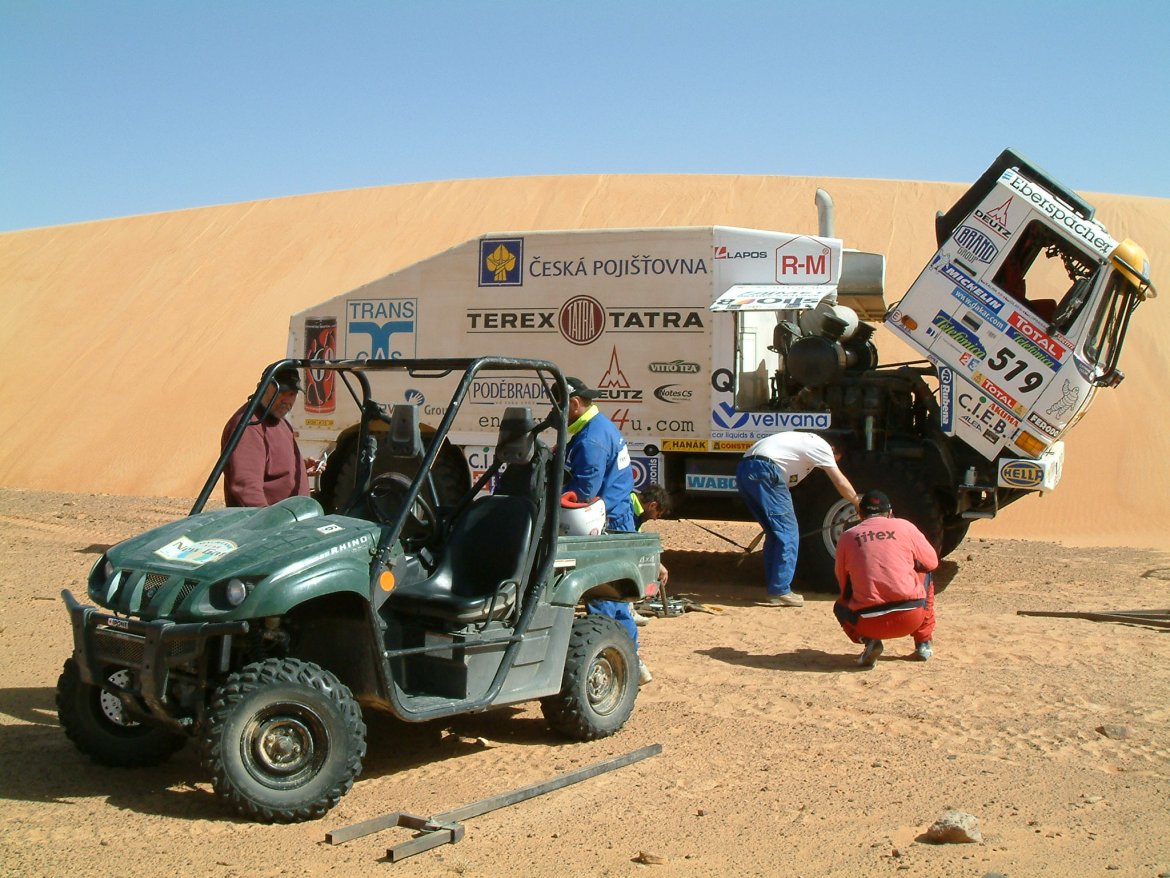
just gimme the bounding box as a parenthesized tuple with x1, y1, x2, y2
(57, 357, 662, 823)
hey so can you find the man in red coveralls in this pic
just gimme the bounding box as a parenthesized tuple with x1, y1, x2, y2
(221, 367, 321, 507)
(833, 489, 938, 667)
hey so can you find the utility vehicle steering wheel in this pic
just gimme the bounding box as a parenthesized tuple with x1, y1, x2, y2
(368, 472, 439, 551)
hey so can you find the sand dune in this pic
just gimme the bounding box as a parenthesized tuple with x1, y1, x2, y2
(0, 173, 1166, 548)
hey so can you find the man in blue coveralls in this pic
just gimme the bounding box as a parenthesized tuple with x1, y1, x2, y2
(737, 431, 860, 608)
(561, 376, 652, 684)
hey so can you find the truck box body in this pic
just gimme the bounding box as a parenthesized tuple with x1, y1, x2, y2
(289, 226, 884, 500)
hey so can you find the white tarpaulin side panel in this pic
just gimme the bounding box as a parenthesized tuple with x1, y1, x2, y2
(710, 284, 837, 312)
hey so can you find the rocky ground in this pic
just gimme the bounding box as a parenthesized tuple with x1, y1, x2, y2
(2, 488, 1169, 877)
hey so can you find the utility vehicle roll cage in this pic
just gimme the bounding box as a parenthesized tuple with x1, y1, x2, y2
(195, 355, 571, 609)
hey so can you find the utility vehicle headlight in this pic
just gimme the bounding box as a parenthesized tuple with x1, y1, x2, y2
(89, 555, 120, 599)
(223, 578, 250, 607)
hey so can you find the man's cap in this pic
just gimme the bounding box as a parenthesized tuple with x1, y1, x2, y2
(565, 376, 601, 400)
(274, 367, 303, 393)
(859, 489, 892, 516)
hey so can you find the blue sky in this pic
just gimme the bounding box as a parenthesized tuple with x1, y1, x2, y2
(2, 0, 1167, 232)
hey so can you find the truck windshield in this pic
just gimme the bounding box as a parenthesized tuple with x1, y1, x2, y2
(1083, 270, 1140, 375)
(992, 220, 1096, 332)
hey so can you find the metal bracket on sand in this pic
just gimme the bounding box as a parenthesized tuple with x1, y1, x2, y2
(325, 743, 663, 862)
(1016, 608, 1170, 629)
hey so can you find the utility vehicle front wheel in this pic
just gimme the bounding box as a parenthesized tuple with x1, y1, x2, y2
(201, 657, 366, 823)
(55, 659, 187, 767)
(541, 616, 638, 741)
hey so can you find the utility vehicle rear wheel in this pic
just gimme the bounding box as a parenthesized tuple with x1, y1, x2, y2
(201, 657, 366, 823)
(541, 616, 638, 741)
(55, 659, 186, 767)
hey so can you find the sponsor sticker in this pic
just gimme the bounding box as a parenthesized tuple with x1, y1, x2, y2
(953, 225, 999, 264)
(712, 439, 754, 452)
(1027, 411, 1061, 439)
(662, 438, 709, 452)
(480, 238, 524, 286)
(154, 536, 238, 566)
(629, 455, 660, 489)
(653, 384, 693, 404)
(346, 298, 417, 359)
(595, 347, 643, 403)
(685, 473, 738, 492)
(938, 367, 954, 433)
(999, 459, 1045, 488)
(649, 360, 701, 374)
(317, 524, 344, 535)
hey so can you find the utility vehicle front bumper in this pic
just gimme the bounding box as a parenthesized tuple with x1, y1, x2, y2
(62, 589, 249, 728)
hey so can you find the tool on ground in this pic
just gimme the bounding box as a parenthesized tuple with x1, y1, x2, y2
(325, 743, 663, 862)
(734, 530, 765, 567)
(1016, 608, 1170, 629)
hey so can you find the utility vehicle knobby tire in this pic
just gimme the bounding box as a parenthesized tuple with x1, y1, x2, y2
(795, 453, 945, 593)
(201, 657, 366, 823)
(540, 616, 638, 741)
(55, 659, 186, 767)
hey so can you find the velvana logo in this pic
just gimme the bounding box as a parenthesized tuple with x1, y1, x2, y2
(712, 402, 750, 430)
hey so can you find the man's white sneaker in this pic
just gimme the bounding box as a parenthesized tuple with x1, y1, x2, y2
(638, 659, 653, 686)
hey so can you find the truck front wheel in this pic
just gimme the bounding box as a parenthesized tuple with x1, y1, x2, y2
(541, 616, 638, 741)
(201, 657, 366, 823)
(55, 659, 186, 767)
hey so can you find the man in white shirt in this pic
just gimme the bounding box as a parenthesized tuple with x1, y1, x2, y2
(736, 432, 860, 607)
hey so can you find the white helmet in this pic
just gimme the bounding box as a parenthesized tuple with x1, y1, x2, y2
(560, 491, 606, 536)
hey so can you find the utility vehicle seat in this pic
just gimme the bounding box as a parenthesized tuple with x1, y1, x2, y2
(385, 404, 541, 625)
(386, 494, 536, 624)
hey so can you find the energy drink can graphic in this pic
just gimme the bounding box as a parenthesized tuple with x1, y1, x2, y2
(304, 317, 337, 413)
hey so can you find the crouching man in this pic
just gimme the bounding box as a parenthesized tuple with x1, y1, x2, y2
(833, 490, 939, 668)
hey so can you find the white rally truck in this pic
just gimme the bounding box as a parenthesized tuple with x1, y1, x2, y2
(288, 150, 1155, 586)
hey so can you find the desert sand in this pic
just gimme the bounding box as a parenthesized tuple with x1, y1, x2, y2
(0, 173, 1168, 549)
(1, 173, 1168, 876)
(2, 487, 1169, 878)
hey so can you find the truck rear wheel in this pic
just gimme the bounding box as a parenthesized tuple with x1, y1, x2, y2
(201, 657, 366, 823)
(55, 659, 186, 767)
(795, 454, 945, 593)
(541, 616, 638, 741)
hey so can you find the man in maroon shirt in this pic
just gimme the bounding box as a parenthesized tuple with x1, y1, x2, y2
(220, 367, 320, 507)
(833, 490, 939, 667)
